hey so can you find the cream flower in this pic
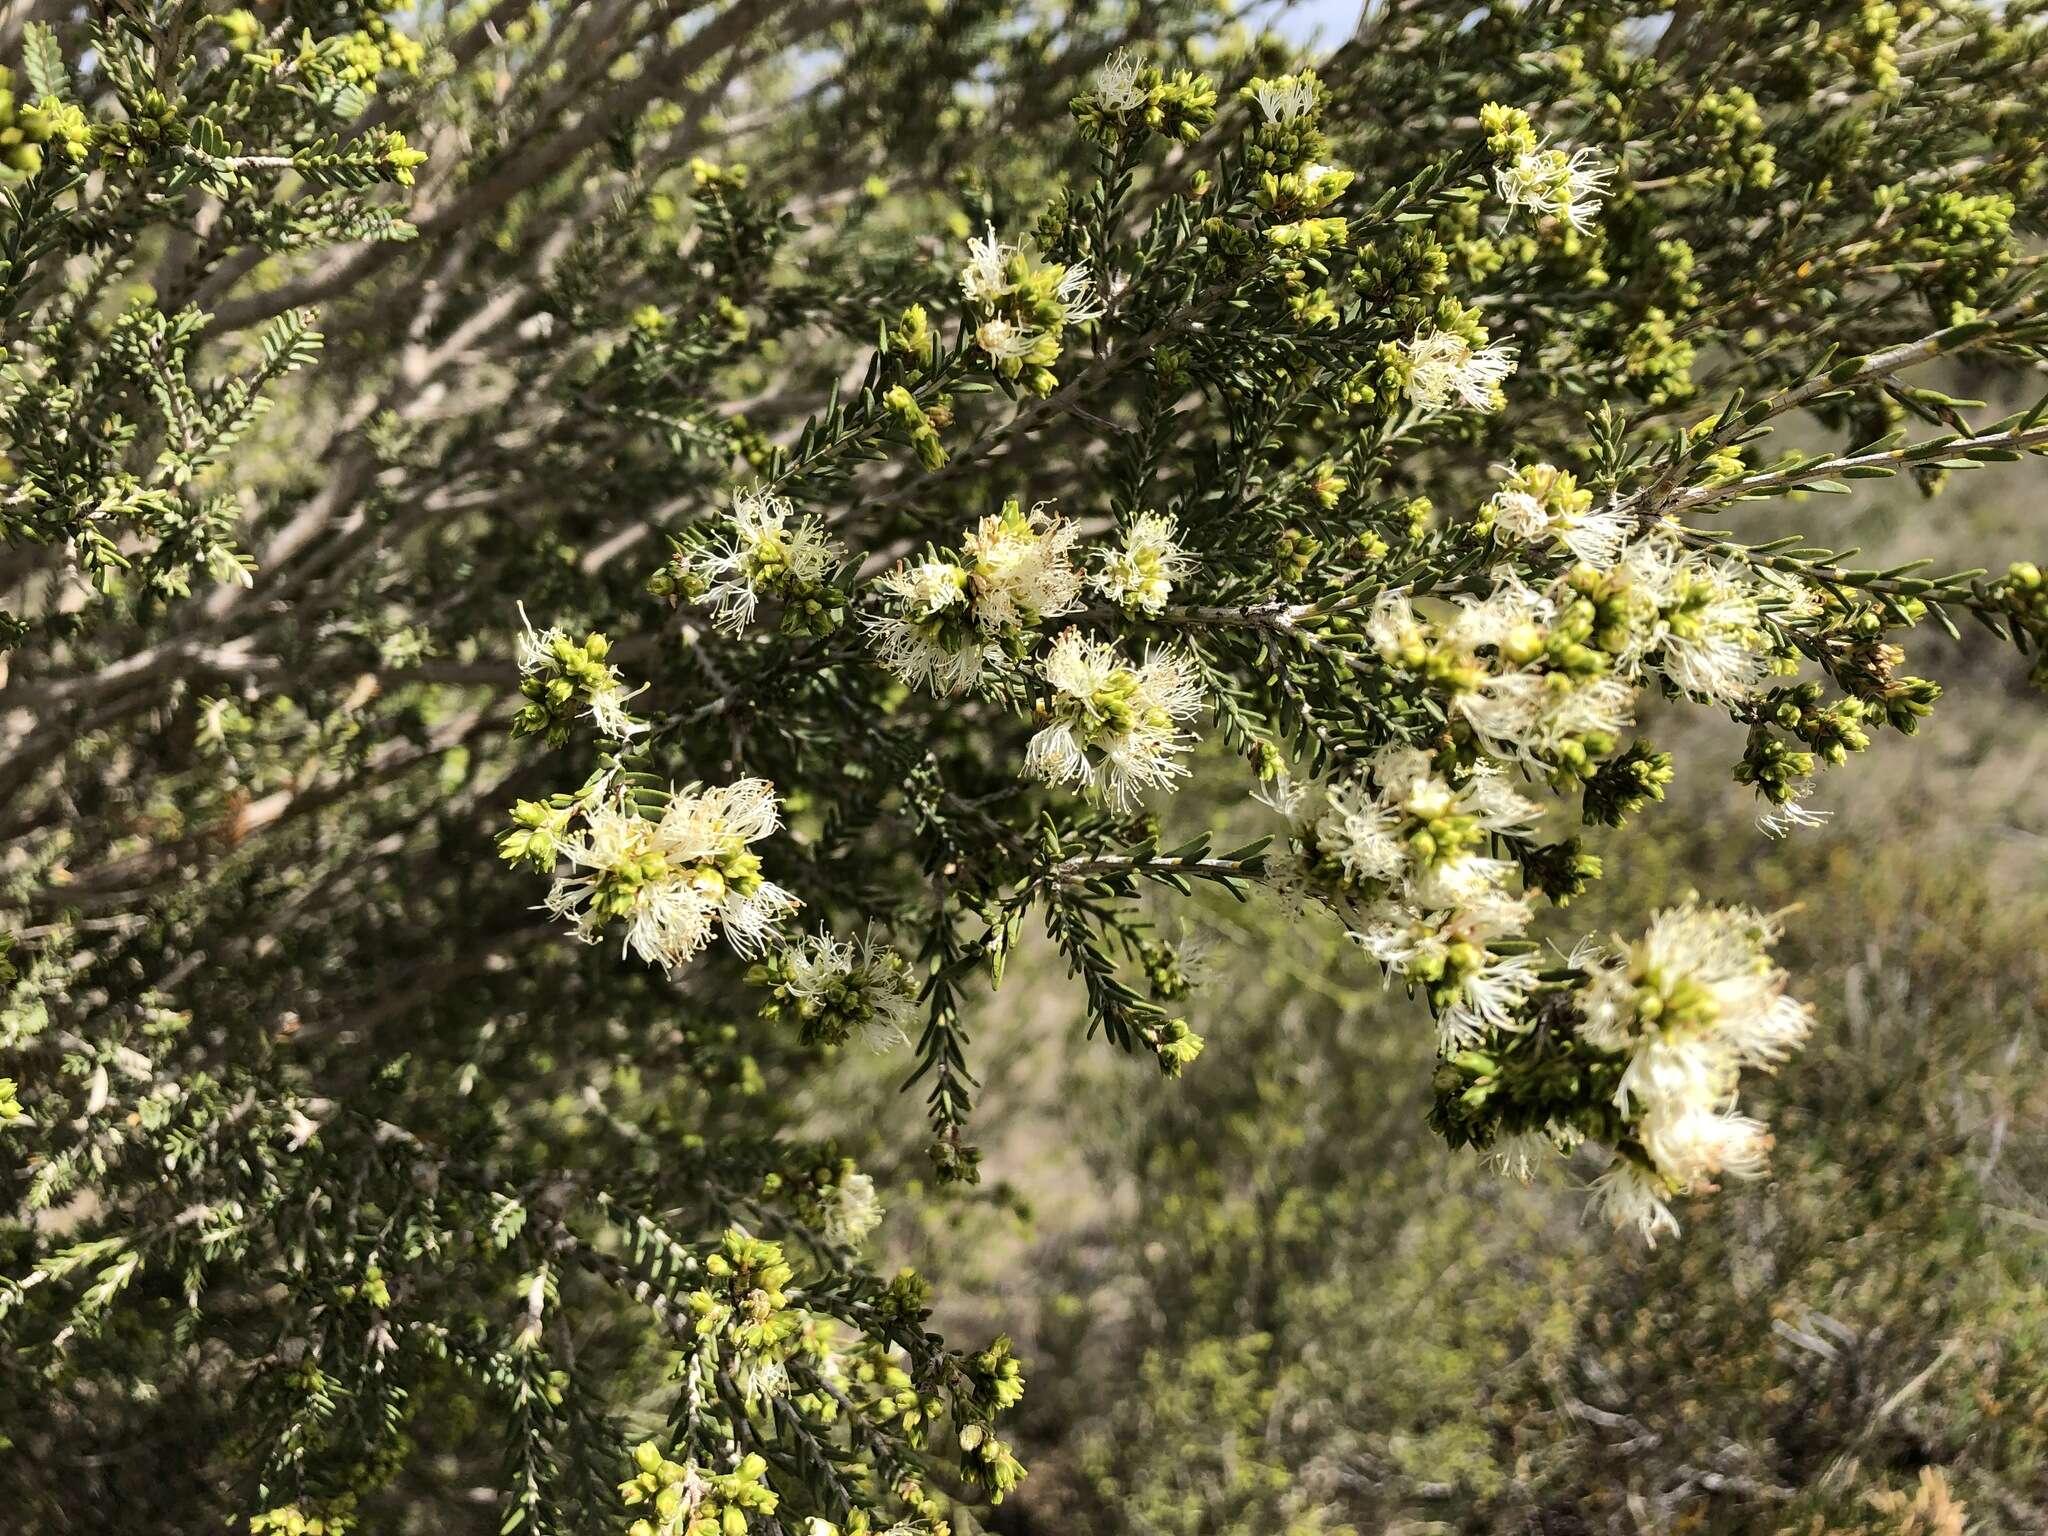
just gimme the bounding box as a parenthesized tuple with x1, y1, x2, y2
(1436, 949, 1544, 1050)
(964, 500, 1085, 630)
(1615, 536, 1773, 703)
(1250, 74, 1318, 124)
(1571, 902, 1812, 1230)
(813, 1170, 883, 1246)
(1589, 1158, 1680, 1245)
(959, 225, 1017, 308)
(959, 227, 1103, 381)
(1095, 510, 1196, 616)
(868, 559, 987, 694)
(1311, 780, 1406, 885)
(544, 780, 799, 970)
(1458, 669, 1637, 761)
(1495, 144, 1611, 232)
(776, 927, 919, 1051)
(686, 487, 842, 634)
(1025, 631, 1204, 809)
(1398, 328, 1518, 412)
(1093, 49, 1148, 113)
(515, 603, 646, 739)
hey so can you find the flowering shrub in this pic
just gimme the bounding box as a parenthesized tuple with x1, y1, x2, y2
(4, 2, 2048, 1530)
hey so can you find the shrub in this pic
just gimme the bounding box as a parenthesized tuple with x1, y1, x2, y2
(3, 3, 2048, 1530)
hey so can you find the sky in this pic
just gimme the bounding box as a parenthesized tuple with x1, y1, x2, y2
(1269, 0, 1367, 49)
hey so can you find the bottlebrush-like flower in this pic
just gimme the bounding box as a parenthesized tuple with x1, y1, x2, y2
(540, 780, 800, 970)
(1616, 536, 1774, 704)
(960, 226, 1104, 393)
(867, 500, 1085, 694)
(963, 499, 1085, 630)
(1094, 510, 1196, 616)
(1247, 72, 1320, 124)
(1025, 630, 1204, 809)
(682, 487, 842, 635)
(1495, 143, 1611, 232)
(1396, 327, 1518, 412)
(514, 605, 646, 742)
(755, 927, 919, 1051)
(1091, 49, 1147, 113)
(1483, 463, 1633, 569)
(1574, 902, 1811, 1238)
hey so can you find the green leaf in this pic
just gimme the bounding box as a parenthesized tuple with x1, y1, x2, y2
(22, 23, 67, 102)
(186, 116, 230, 160)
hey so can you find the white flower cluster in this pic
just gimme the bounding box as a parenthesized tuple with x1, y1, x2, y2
(1434, 580, 1639, 762)
(1363, 582, 1632, 766)
(682, 487, 842, 635)
(1025, 630, 1205, 810)
(543, 779, 800, 970)
(811, 1170, 883, 1246)
(962, 501, 1086, 629)
(869, 561, 976, 690)
(515, 605, 646, 739)
(1495, 143, 1611, 232)
(1276, 746, 1544, 1050)
(1361, 530, 1781, 772)
(1576, 903, 1813, 1242)
(1483, 462, 1632, 570)
(959, 226, 1104, 381)
(1272, 734, 1819, 1244)
(1757, 793, 1833, 839)
(1249, 73, 1319, 124)
(1484, 1124, 1585, 1183)
(1094, 510, 1196, 616)
(771, 927, 919, 1051)
(1612, 536, 1776, 706)
(868, 499, 1084, 693)
(1092, 48, 1148, 113)
(1396, 326, 1519, 413)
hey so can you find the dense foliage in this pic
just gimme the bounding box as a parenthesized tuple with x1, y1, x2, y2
(4, 1, 2048, 1531)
